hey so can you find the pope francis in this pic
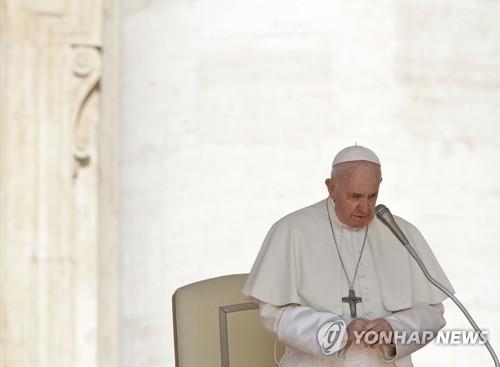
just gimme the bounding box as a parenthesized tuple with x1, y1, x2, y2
(242, 145, 454, 367)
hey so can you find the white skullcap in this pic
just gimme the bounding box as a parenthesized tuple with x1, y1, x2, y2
(332, 145, 381, 167)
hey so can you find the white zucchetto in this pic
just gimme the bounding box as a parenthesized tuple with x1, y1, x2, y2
(332, 145, 381, 167)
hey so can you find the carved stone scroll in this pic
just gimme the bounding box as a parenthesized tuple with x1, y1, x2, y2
(0, 0, 118, 366)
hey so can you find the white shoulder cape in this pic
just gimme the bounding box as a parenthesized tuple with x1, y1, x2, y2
(242, 198, 454, 313)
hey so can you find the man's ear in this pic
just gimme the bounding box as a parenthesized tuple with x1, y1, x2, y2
(325, 178, 335, 195)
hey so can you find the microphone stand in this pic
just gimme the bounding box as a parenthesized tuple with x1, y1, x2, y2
(376, 204, 499, 367)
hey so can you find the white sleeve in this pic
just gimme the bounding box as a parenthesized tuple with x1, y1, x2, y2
(259, 303, 348, 357)
(384, 303, 446, 360)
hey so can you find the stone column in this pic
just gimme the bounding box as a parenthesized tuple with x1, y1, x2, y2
(0, 0, 119, 366)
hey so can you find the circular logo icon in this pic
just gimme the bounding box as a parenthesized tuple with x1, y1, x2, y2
(317, 319, 346, 355)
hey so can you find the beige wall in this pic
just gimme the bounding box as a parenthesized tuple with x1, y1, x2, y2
(0, 0, 119, 366)
(120, 1, 500, 367)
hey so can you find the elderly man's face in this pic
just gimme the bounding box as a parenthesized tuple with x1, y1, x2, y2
(325, 162, 381, 228)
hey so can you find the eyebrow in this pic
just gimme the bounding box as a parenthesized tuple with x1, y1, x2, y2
(349, 192, 378, 197)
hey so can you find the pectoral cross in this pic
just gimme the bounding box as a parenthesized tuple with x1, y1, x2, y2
(342, 288, 362, 318)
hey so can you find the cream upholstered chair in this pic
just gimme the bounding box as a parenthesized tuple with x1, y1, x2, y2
(172, 273, 284, 367)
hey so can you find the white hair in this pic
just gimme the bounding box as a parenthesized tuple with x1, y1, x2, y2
(330, 161, 382, 181)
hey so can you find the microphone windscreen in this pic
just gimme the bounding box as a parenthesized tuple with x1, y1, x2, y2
(375, 204, 410, 246)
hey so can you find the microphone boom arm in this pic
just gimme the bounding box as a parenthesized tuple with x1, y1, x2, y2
(376, 204, 499, 367)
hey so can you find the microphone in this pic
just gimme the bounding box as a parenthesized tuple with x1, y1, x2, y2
(375, 204, 410, 246)
(375, 203, 499, 367)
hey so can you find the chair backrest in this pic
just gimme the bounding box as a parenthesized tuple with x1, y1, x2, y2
(172, 274, 284, 367)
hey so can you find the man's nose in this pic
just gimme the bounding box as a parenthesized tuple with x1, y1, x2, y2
(358, 198, 369, 212)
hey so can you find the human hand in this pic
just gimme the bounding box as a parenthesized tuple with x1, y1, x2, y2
(361, 318, 394, 349)
(346, 318, 370, 344)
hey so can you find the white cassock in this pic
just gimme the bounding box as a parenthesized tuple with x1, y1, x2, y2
(242, 198, 454, 367)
